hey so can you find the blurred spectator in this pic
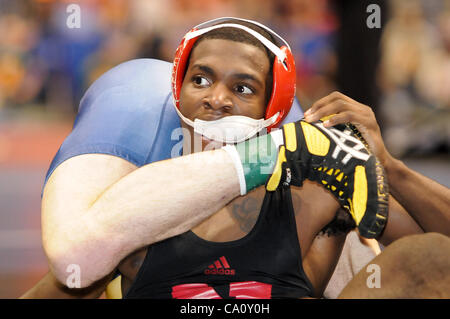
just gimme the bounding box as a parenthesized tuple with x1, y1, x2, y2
(272, 0, 339, 108)
(0, 1, 105, 112)
(334, 0, 387, 116)
(378, 0, 450, 156)
(0, 10, 40, 108)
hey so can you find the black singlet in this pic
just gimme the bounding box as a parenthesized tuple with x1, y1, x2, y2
(124, 186, 314, 299)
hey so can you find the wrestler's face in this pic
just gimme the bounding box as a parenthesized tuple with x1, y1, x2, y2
(179, 39, 270, 151)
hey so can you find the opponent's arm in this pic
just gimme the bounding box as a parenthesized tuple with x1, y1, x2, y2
(43, 150, 241, 288)
(304, 91, 450, 236)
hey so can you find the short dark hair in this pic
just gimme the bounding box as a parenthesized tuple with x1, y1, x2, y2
(188, 20, 276, 105)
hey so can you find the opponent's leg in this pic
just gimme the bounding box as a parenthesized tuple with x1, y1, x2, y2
(338, 233, 450, 298)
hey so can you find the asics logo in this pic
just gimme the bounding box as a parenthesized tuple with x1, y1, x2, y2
(317, 123, 370, 164)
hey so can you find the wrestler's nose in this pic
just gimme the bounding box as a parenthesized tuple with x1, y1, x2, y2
(205, 83, 233, 112)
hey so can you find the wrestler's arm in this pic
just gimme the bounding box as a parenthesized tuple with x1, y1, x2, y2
(303, 232, 347, 298)
(304, 92, 450, 237)
(380, 158, 450, 235)
(281, 180, 345, 298)
(43, 150, 241, 288)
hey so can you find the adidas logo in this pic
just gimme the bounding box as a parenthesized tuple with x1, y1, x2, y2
(204, 256, 236, 276)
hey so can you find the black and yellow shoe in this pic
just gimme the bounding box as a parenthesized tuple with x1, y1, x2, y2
(267, 120, 389, 238)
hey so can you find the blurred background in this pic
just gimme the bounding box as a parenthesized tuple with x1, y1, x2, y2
(0, 0, 449, 298)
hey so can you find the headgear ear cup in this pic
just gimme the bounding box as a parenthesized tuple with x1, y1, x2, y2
(171, 17, 296, 131)
(172, 30, 198, 108)
(265, 46, 296, 131)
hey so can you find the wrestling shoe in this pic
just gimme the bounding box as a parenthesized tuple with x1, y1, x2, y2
(266, 120, 389, 238)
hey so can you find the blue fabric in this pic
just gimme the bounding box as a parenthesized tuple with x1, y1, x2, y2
(43, 58, 304, 192)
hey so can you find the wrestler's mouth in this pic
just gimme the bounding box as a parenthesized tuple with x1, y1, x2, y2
(196, 112, 230, 122)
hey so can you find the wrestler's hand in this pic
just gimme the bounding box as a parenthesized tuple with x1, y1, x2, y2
(303, 91, 392, 168)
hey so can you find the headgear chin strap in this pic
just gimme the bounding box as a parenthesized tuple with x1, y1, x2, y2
(171, 17, 296, 132)
(175, 105, 280, 144)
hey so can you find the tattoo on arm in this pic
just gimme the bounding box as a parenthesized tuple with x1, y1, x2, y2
(231, 189, 304, 233)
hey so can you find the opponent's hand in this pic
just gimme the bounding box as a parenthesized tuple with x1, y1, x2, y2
(303, 92, 391, 168)
(266, 119, 389, 238)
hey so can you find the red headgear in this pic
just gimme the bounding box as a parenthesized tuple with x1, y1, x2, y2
(171, 17, 296, 131)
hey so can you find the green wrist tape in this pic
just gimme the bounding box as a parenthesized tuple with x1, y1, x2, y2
(235, 132, 279, 193)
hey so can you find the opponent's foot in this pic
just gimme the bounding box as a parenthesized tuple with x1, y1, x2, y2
(267, 120, 389, 238)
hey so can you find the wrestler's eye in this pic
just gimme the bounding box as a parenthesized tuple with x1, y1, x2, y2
(192, 76, 210, 87)
(235, 84, 254, 95)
